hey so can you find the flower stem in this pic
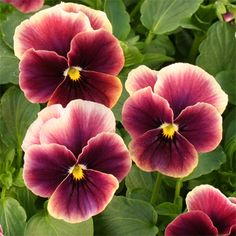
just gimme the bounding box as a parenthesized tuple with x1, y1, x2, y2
(16, 147, 23, 169)
(145, 30, 154, 45)
(174, 178, 182, 202)
(150, 172, 162, 205)
(130, 0, 144, 19)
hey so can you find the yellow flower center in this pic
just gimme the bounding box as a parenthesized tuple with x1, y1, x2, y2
(160, 123, 178, 139)
(67, 67, 81, 82)
(70, 165, 84, 181)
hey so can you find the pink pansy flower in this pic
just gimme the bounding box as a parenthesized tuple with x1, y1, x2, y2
(0, 224, 3, 236)
(23, 99, 131, 223)
(122, 63, 228, 177)
(165, 185, 236, 236)
(14, 3, 124, 108)
(3, 0, 44, 13)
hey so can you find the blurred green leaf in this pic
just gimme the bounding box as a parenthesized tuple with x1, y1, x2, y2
(0, 197, 26, 236)
(25, 211, 93, 236)
(216, 70, 236, 105)
(104, 0, 130, 40)
(223, 107, 236, 142)
(142, 53, 174, 67)
(155, 202, 180, 217)
(197, 22, 236, 75)
(140, 0, 202, 34)
(94, 196, 158, 236)
(0, 86, 40, 148)
(183, 146, 226, 181)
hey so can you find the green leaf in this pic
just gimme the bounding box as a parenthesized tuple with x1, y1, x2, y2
(223, 107, 236, 142)
(183, 146, 226, 181)
(142, 53, 174, 67)
(215, 70, 236, 105)
(94, 196, 158, 236)
(155, 202, 180, 217)
(25, 211, 93, 236)
(196, 22, 236, 75)
(0, 86, 40, 148)
(140, 0, 203, 34)
(104, 0, 130, 40)
(1, 10, 30, 48)
(0, 197, 26, 236)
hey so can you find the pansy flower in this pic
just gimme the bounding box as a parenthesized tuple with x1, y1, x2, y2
(3, 0, 44, 13)
(0, 224, 3, 236)
(14, 3, 124, 108)
(23, 99, 131, 223)
(165, 185, 236, 235)
(122, 63, 228, 177)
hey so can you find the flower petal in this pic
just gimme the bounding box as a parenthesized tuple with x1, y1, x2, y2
(186, 184, 236, 235)
(3, 0, 44, 13)
(48, 70, 122, 108)
(14, 7, 92, 59)
(122, 87, 173, 138)
(175, 102, 222, 152)
(154, 63, 228, 117)
(23, 144, 76, 198)
(129, 129, 198, 178)
(68, 29, 124, 75)
(22, 104, 64, 152)
(60, 2, 112, 32)
(19, 49, 68, 103)
(165, 211, 218, 236)
(40, 99, 116, 157)
(78, 132, 131, 182)
(125, 65, 158, 95)
(48, 169, 118, 223)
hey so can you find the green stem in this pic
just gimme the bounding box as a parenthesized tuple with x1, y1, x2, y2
(150, 172, 162, 205)
(174, 178, 182, 202)
(145, 31, 154, 45)
(96, 0, 103, 10)
(1, 187, 6, 200)
(130, 0, 144, 19)
(188, 34, 204, 63)
(16, 147, 23, 169)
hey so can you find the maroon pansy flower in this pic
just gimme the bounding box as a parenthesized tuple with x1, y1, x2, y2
(165, 185, 236, 236)
(122, 63, 228, 177)
(23, 99, 131, 223)
(3, 0, 44, 13)
(14, 3, 123, 108)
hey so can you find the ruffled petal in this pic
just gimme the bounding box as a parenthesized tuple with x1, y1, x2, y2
(68, 29, 124, 75)
(14, 7, 92, 59)
(40, 99, 116, 157)
(122, 87, 173, 138)
(154, 63, 228, 117)
(47, 169, 118, 223)
(165, 211, 218, 236)
(59, 2, 112, 32)
(19, 49, 68, 103)
(23, 144, 76, 198)
(22, 104, 63, 152)
(175, 102, 222, 152)
(129, 129, 198, 178)
(48, 70, 122, 108)
(125, 65, 158, 95)
(78, 132, 131, 182)
(3, 0, 44, 13)
(186, 185, 236, 235)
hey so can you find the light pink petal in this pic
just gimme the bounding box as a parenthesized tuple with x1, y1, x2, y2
(229, 197, 236, 205)
(186, 184, 236, 235)
(78, 132, 131, 182)
(22, 104, 64, 152)
(3, 0, 44, 13)
(48, 169, 118, 223)
(14, 7, 92, 59)
(23, 144, 76, 198)
(59, 2, 112, 32)
(122, 87, 173, 138)
(40, 99, 116, 157)
(125, 65, 158, 95)
(154, 63, 228, 117)
(175, 102, 222, 153)
(19, 49, 68, 103)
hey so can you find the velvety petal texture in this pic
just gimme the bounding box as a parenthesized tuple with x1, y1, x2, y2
(125, 65, 158, 95)
(165, 211, 218, 236)
(155, 63, 228, 116)
(186, 185, 236, 235)
(3, 0, 44, 13)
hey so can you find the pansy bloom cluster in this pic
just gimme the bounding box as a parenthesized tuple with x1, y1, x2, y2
(22, 99, 131, 223)
(166, 185, 236, 235)
(14, 2, 124, 108)
(122, 63, 228, 177)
